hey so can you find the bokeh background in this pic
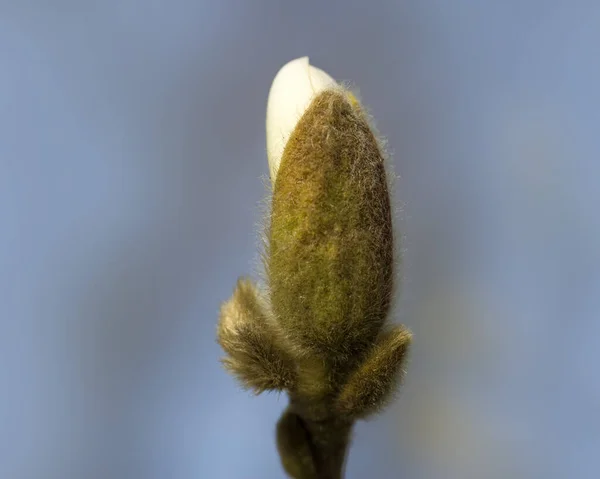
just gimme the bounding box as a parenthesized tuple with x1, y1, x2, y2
(1, 1, 598, 478)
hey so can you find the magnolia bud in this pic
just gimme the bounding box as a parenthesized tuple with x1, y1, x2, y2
(219, 57, 412, 479)
(267, 72, 394, 358)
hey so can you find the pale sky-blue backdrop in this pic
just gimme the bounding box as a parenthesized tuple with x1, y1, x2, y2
(1, 1, 598, 478)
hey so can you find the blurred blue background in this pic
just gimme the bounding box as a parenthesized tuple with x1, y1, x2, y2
(1, 1, 598, 478)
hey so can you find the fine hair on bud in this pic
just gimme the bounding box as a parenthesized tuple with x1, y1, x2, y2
(217, 278, 297, 393)
(268, 88, 394, 361)
(218, 65, 413, 478)
(335, 324, 412, 419)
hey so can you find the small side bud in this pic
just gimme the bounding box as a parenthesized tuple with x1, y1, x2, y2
(335, 325, 412, 419)
(217, 278, 296, 393)
(276, 409, 318, 479)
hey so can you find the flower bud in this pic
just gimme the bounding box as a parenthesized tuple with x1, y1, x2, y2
(267, 83, 394, 358)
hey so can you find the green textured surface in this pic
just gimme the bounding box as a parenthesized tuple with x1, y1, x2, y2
(268, 89, 394, 359)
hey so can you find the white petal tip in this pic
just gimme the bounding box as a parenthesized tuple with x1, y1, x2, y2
(266, 57, 336, 181)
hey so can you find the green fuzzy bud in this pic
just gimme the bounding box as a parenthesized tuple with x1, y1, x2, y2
(218, 57, 413, 478)
(268, 89, 394, 359)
